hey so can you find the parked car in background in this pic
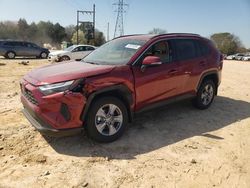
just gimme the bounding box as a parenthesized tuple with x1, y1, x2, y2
(225, 54, 236, 60)
(0, 40, 49, 59)
(242, 55, 250, 61)
(234, 53, 245, 60)
(48, 44, 96, 62)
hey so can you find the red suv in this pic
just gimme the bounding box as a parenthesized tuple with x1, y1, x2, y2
(21, 33, 223, 142)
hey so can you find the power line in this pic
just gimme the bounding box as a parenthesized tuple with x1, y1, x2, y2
(113, 0, 128, 38)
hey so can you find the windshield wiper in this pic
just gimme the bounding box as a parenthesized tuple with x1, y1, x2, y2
(82, 60, 99, 65)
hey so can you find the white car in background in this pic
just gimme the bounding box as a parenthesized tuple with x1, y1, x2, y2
(226, 54, 235, 60)
(48, 44, 96, 62)
(242, 55, 250, 61)
(234, 53, 245, 60)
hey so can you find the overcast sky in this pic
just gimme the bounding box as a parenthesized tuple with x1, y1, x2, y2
(0, 0, 249, 47)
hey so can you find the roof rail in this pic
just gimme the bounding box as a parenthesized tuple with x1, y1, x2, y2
(112, 33, 201, 40)
(152, 33, 201, 39)
(113, 34, 152, 40)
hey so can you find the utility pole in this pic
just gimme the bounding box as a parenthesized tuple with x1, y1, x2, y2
(76, 4, 95, 44)
(107, 22, 110, 41)
(113, 0, 128, 38)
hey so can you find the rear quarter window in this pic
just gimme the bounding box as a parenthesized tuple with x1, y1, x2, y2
(3, 42, 14, 46)
(196, 40, 210, 57)
(4, 41, 23, 47)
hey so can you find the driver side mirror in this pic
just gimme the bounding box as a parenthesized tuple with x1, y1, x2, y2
(141, 56, 162, 72)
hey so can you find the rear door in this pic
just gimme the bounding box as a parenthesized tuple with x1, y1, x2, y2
(171, 38, 209, 94)
(12, 42, 24, 56)
(132, 39, 185, 110)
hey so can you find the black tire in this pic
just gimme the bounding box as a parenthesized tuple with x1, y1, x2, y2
(40, 52, 48, 59)
(85, 97, 128, 143)
(59, 56, 70, 62)
(193, 79, 216, 110)
(6, 51, 16, 59)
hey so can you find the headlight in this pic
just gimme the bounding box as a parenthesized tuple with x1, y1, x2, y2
(39, 80, 74, 95)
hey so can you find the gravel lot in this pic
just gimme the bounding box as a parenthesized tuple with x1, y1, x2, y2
(0, 58, 249, 188)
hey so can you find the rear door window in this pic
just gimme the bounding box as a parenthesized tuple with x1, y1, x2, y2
(78, 46, 87, 51)
(86, 46, 95, 51)
(23, 42, 31, 47)
(172, 39, 196, 61)
(73, 46, 86, 52)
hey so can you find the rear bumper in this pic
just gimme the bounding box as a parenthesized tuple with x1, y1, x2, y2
(22, 107, 83, 137)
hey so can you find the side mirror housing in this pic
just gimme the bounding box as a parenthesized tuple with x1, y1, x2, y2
(141, 56, 162, 72)
(142, 56, 162, 66)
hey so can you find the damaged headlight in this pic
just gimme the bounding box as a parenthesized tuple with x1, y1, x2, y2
(39, 80, 74, 95)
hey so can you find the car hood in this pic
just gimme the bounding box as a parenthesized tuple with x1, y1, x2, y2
(49, 50, 67, 56)
(24, 61, 115, 86)
(41, 47, 49, 51)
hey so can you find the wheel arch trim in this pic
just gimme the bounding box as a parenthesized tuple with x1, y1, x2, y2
(196, 71, 219, 94)
(81, 84, 134, 123)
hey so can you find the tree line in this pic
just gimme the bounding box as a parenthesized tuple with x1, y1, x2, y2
(0, 19, 105, 48)
(210, 33, 249, 55)
(0, 21, 248, 54)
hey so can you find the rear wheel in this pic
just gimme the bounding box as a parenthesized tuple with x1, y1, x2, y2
(193, 80, 216, 109)
(86, 97, 128, 142)
(6, 51, 16, 59)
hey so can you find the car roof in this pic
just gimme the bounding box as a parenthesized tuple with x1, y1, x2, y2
(76, 44, 96, 47)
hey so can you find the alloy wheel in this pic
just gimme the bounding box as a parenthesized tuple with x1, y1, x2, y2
(95, 104, 123, 136)
(201, 84, 214, 105)
(41, 52, 47, 58)
(7, 52, 15, 59)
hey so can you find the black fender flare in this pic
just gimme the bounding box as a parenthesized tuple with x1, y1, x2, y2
(81, 84, 134, 122)
(196, 71, 219, 93)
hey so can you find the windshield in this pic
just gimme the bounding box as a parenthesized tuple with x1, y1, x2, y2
(82, 38, 147, 65)
(65, 45, 76, 52)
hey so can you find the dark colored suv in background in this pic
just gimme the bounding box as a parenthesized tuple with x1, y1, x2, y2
(20, 33, 223, 142)
(0, 40, 49, 59)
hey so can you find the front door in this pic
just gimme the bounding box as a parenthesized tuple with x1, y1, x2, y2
(132, 40, 184, 111)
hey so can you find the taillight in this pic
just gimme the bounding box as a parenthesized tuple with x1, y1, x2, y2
(220, 53, 223, 62)
(219, 53, 223, 69)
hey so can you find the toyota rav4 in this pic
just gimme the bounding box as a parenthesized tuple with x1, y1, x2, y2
(20, 33, 223, 142)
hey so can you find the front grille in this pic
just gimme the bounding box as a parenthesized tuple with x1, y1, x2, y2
(23, 88, 38, 105)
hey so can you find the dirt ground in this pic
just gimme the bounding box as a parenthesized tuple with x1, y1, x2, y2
(0, 58, 249, 188)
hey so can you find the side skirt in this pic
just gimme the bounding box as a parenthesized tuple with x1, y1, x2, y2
(134, 93, 195, 115)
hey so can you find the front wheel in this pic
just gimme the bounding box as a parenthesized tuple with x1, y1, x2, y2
(40, 52, 48, 59)
(193, 80, 216, 109)
(59, 56, 70, 62)
(86, 97, 128, 142)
